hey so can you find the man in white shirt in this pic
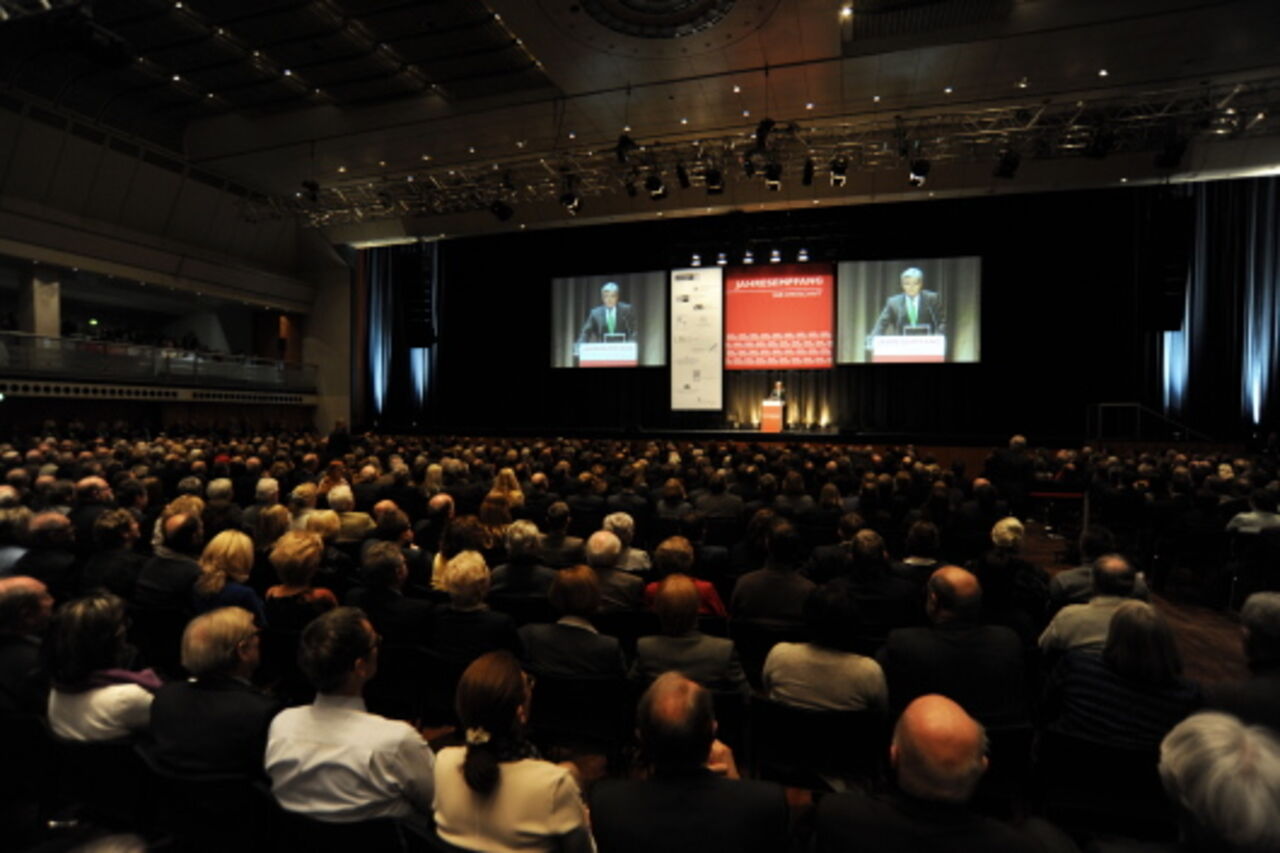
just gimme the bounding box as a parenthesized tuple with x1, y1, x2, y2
(265, 607, 435, 824)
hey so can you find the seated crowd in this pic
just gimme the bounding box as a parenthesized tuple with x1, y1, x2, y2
(0, 429, 1279, 852)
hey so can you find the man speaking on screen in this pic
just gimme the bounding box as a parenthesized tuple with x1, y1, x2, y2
(579, 282, 637, 343)
(868, 267, 946, 341)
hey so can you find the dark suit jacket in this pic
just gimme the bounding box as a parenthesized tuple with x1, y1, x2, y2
(870, 290, 946, 337)
(134, 554, 201, 611)
(519, 620, 626, 678)
(344, 586, 435, 648)
(730, 567, 815, 623)
(815, 788, 1041, 853)
(591, 770, 788, 853)
(430, 606, 523, 664)
(14, 547, 80, 604)
(0, 634, 47, 716)
(79, 548, 146, 598)
(578, 302, 636, 342)
(149, 676, 282, 776)
(539, 533, 584, 569)
(633, 632, 748, 693)
(878, 621, 1029, 726)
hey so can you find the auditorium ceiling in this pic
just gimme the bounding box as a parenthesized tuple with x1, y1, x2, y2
(1, 0, 1278, 241)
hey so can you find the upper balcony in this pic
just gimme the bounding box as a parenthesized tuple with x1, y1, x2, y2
(0, 331, 317, 393)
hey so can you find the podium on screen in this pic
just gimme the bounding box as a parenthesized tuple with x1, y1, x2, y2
(578, 342, 638, 367)
(869, 335, 946, 363)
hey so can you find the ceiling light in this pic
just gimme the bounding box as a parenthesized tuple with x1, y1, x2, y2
(943, 87, 953, 94)
(1016, 77, 1029, 89)
(1098, 68, 1109, 77)
(743, 250, 754, 265)
(691, 253, 702, 267)
(769, 249, 782, 263)
(742, 109, 750, 117)
(839, 5, 852, 19)
(172, 74, 181, 82)
(568, 131, 576, 139)
(422, 154, 431, 161)
(797, 248, 810, 262)
(732, 85, 741, 93)
(283, 69, 292, 76)
(805, 102, 814, 110)
(680, 117, 688, 125)
(873, 95, 881, 103)
(716, 252, 728, 266)
(337, 166, 347, 173)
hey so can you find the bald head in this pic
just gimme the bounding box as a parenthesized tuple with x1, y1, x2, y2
(585, 530, 622, 570)
(0, 576, 54, 634)
(427, 493, 455, 517)
(1092, 553, 1136, 597)
(892, 695, 988, 803)
(638, 672, 715, 770)
(926, 566, 982, 622)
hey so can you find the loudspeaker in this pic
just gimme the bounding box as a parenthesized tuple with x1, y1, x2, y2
(400, 244, 436, 347)
(1136, 195, 1193, 331)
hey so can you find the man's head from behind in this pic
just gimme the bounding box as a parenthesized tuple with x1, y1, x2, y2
(637, 671, 715, 772)
(891, 695, 988, 804)
(298, 606, 378, 694)
(181, 606, 259, 679)
(1092, 553, 1137, 597)
(1241, 592, 1280, 669)
(585, 530, 622, 571)
(1159, 712, 1280, 852)
(0, 576, 54, 636)
(926, 566, 982, 624)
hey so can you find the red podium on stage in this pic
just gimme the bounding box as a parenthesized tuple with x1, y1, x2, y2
(761, 399, 784, 433)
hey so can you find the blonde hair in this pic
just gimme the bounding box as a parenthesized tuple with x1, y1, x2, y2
(254, 503, 292, 549)
(439, 550, 490, 608)
(181, 606, 256, 677)
(195, 529, 255, 596)
(270, 530, 325, 587)
(991, 517, 1025, 550)
(306, 509, 341, 543)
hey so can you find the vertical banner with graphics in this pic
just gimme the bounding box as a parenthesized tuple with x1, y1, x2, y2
(725, 264, 834, 370)
(670, 266, 724, 410)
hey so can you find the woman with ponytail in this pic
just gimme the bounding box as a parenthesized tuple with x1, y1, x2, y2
(433, 650, 594, 852)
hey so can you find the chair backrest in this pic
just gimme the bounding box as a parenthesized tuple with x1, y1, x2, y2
(270, 807, 408, 853)
(134, 743, 272, 852)
(44, 722, 147, 830)
(746, 696, 887, 790)
(365, 644, 468, 727)
(528, 674, 636, 758)
(592, 609, 661, 657)
(488, 594, 557, 627)
(127, 604, 189, 679)
(728, 619, 808, 689)
(1035, 729, 1175, 840)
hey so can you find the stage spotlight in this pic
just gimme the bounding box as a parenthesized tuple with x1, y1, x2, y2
(559, 191, 581, 214)
(690, 253, 702, 267)
(769, 248, 782, 263)
(829, 158, 847, 187)
(644, 173, 667, 200)
(755, 117, 776, 149)
(743, 250, 754, 265)
(615, 133, 638, 164)
(802, 158, 814, 186)
(764, 162, 782, 191)
(705, 167, 724, 194)
(797, 247, 809, 262)
(716, 252, 728, 266)
(676, 162, 691, 189)
(908, 158, 930, 187)
(993, 150, 1021, 179)
(489, 199, 514, 221)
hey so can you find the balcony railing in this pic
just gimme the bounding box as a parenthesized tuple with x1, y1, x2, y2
(0, 331, 318, 392)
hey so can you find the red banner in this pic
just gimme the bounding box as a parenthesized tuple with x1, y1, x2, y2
(725, 264, 834, 370)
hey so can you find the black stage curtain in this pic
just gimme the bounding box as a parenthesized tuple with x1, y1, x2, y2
(360, 242, 437, 428)
(371, 186, 1203, 440)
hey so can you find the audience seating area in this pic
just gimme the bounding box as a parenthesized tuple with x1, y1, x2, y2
(1, 428, 1278, 852)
